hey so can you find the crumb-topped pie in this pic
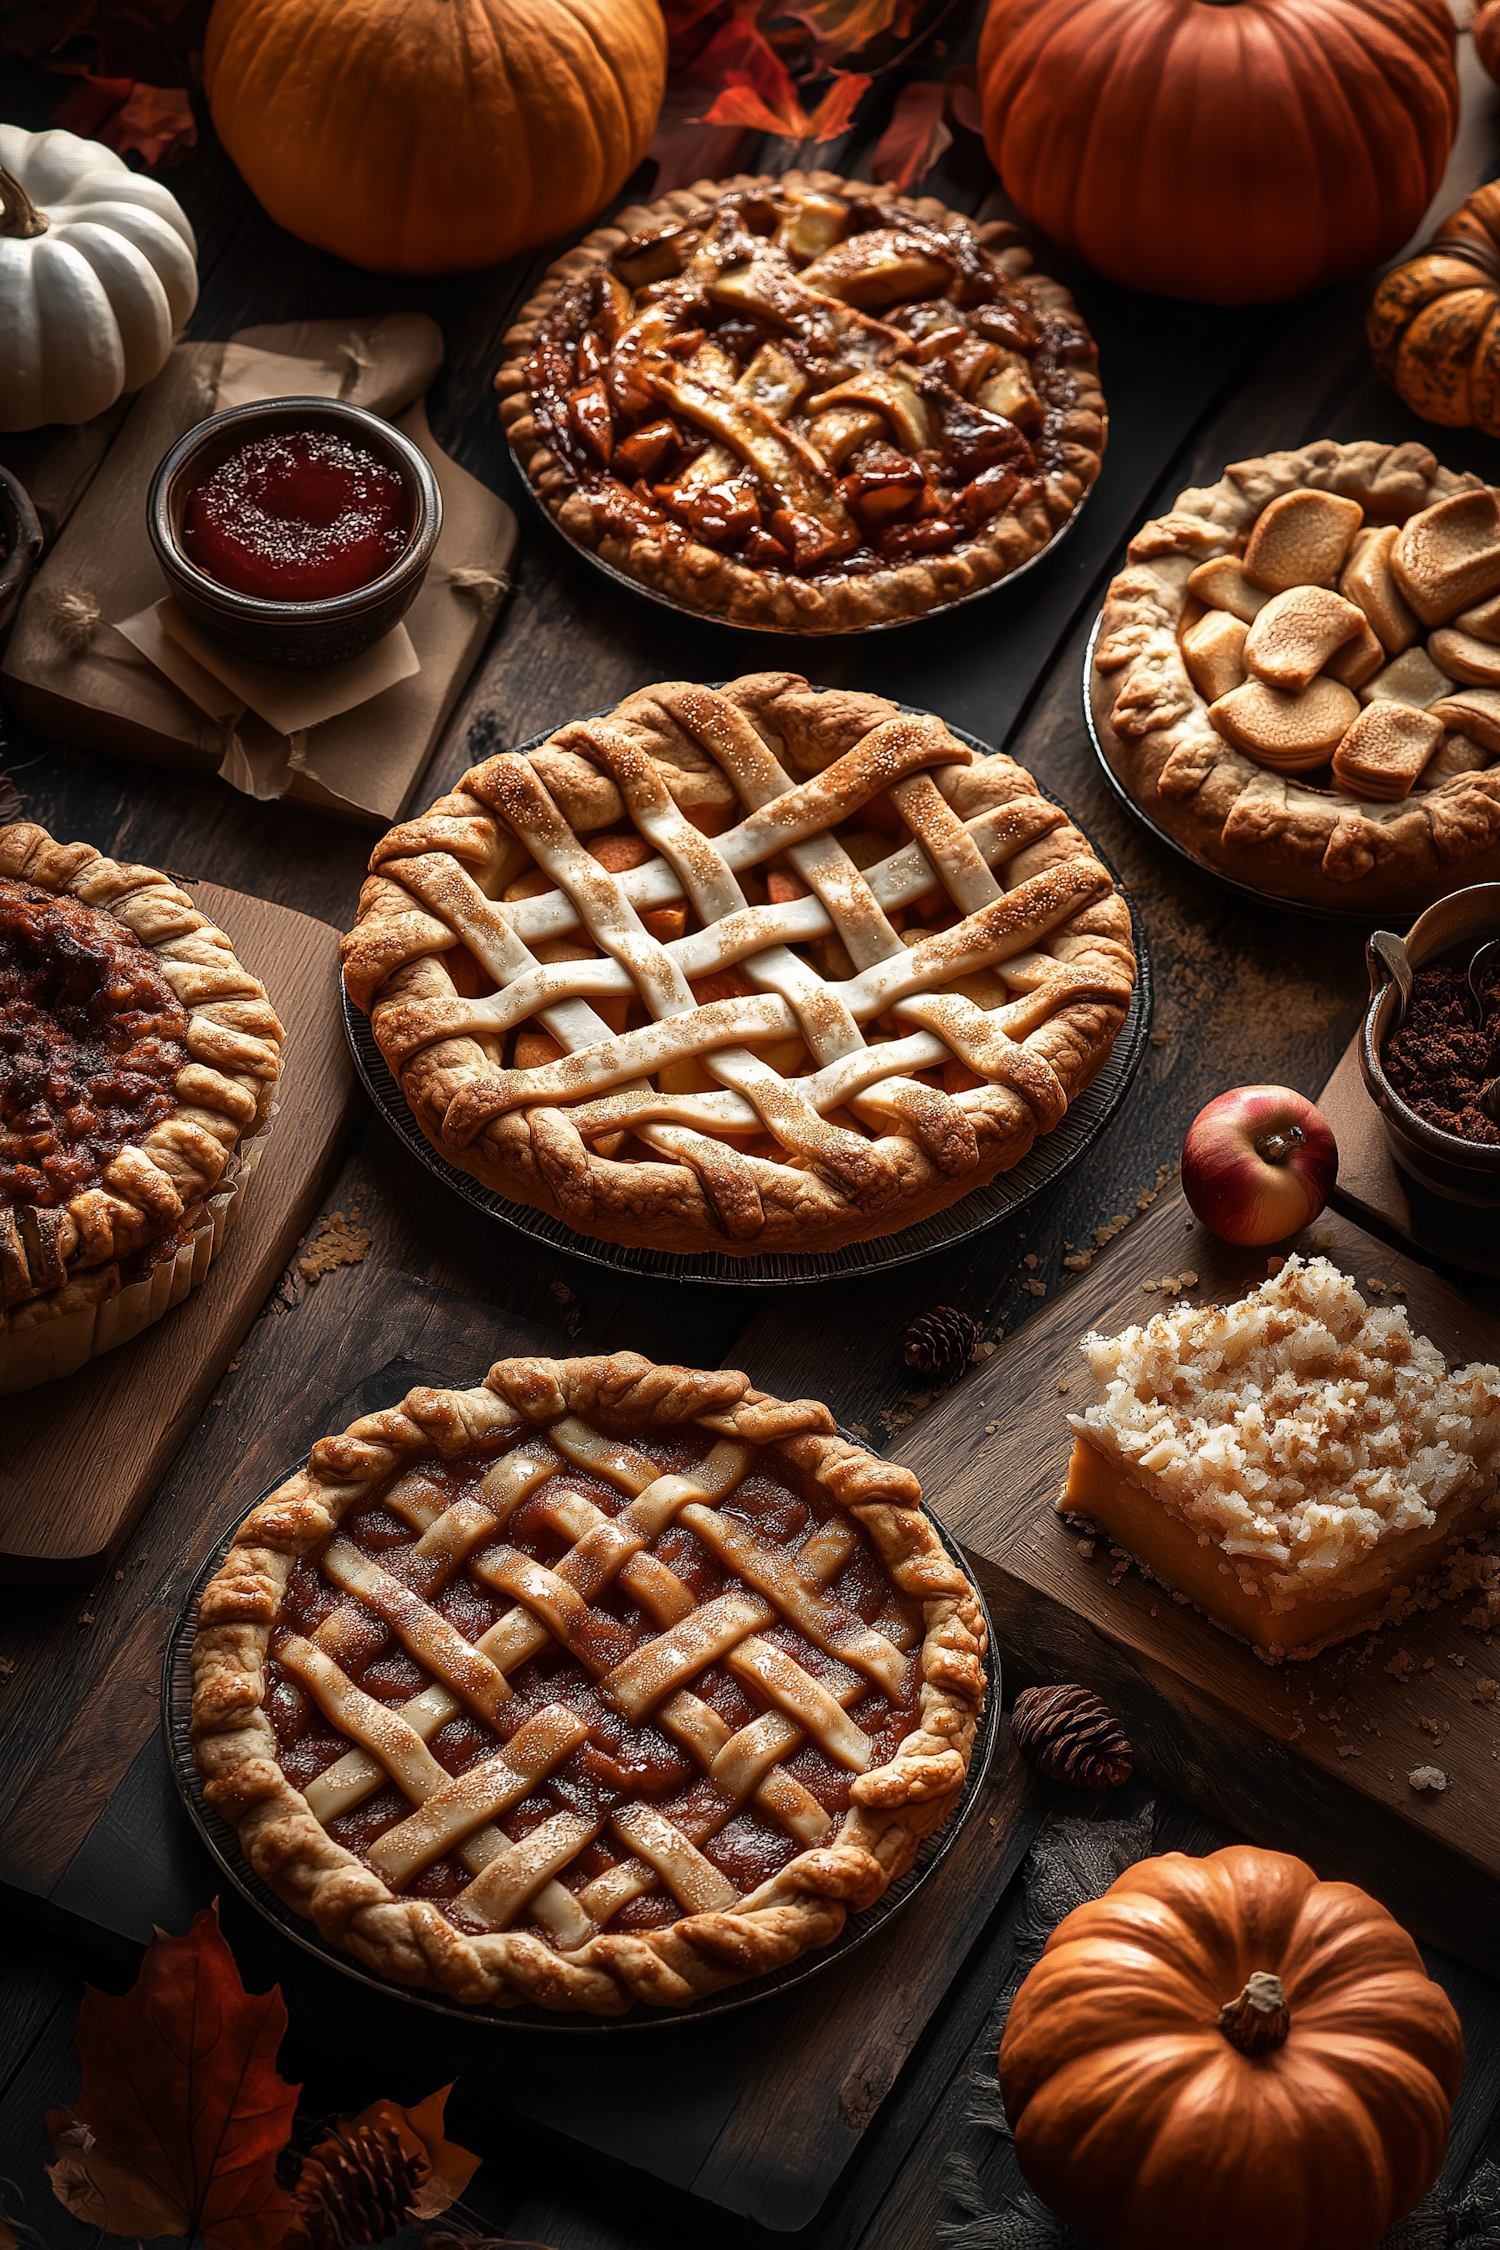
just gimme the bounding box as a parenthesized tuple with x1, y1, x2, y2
(495, 169, 1105, 633)
(340, 673, 1136, 1258)
(1062, 1255, 1500, 1658)
(190, 1352, 989, 2014)
(0, 822, 282, 1392)
(1093, 439, 1500, 912)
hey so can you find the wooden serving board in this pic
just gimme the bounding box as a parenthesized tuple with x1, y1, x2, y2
(0, 881, 359, 1580)
(1320, 1027, 1500, 1281)
(3, 1305, 1044, 2237)
(895, 1183, 1500, 1977)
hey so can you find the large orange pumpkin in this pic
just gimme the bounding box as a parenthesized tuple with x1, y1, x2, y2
(203, 0, 668, 276)
(976, 0, 1458, 304)
(1368, 181, 1500, 435)
(998, 1845, 1464, 2250)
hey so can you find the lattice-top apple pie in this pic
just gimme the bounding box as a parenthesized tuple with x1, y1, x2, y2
(1093, 438, 1500, 911)
(495, 169, 1105, 632)
(340, 673, 1136, 1258)
(190, 1353, 988, 2014)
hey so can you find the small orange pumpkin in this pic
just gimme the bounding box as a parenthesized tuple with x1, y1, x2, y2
(1475, 0, 1500, 83)
(204, 0, 667, 276)
(998, 1845, 1464, 2250)
(977, 0, 1459, 305)
(1368, 181, 1500, 435)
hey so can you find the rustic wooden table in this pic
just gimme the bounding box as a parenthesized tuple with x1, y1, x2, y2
(4, 19, 1500, 2247)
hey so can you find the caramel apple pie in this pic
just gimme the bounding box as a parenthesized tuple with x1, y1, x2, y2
(1093, 440, 1500, 912)
(340, 673, 1136, 1258)
(495, 170, 1105, 633)
(190, 1353, 989, 2013)
(0, 822, 282, 1392)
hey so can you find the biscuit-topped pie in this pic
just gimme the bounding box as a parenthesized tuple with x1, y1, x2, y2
(1093, 439, 1500, 911)
(0, 821, 282, 1392)
(495, 169, 1105, 633)
(340, 673, 1136, 1258)
(190, 1353, 988, 2013)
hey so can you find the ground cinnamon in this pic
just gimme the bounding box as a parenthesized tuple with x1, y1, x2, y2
(1384, 956, 1500, 1145)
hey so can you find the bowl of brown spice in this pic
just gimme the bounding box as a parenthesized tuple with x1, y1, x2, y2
(1361, 883, 1500, 1208)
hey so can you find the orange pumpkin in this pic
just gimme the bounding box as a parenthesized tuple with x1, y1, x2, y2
(998, 1845, 1464, 2250)
(1368, 181, 1500, 435)
(203, 0, 667, 276)
(976, 0, 1458, 305)
(1476, 0, 1500, 83)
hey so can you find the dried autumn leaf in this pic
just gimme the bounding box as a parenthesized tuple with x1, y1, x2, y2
(946, 61, 983, 135)
(780, 0, 910, 64)
(870, 78, 951, 190)
(696, 14, 870, 139)
(1, 0, 212, 83)
(47, 1904, 301, 2250)
(345, 2087, 481, 2222)
(52, 72, 196, 168)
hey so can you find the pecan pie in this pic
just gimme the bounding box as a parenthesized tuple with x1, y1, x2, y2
(0, 822, 282, 1392)
(190, 1353, 989, 2014)
(340, 673, 1136, 1258)
(495, 170, 1106, 633)
(1093, 439, 1500, 912)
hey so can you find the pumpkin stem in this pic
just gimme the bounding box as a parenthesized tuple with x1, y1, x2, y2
(0, 163, 48, 240)
(1218, 1972, 1290, 2056)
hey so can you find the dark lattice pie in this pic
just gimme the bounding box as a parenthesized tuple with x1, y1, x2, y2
(495, 169, 1106, 632)
(339, 673, 1136, 1257)
(0, 821, 282, 1391)
(190, 1354, 988, 2014)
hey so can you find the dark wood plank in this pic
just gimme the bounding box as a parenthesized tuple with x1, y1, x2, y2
(888, 1183, 1500, 1974)
(0, 882, 357, 1578)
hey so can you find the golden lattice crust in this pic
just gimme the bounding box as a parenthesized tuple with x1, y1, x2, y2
(0, 823, 283, 1380)
(339, 673, 1135, 1257)
(1093, 439, 1500, 911)
(190, 1353, 989, 2015)
(494, 170, 1107, 633)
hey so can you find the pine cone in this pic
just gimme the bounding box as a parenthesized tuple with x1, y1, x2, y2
(287, 2123, 427, 2250)
(903, 1305, 981, 1384)
(1012, 1683, 1133, 1790)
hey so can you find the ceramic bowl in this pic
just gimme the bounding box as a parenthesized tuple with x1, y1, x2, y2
(0, 463, 44, 637)
(1360, 882, 1500, 1209)
(147, 397, 442, 669)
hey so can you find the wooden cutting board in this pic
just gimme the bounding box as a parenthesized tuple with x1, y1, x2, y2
(0, 882, 359, 1580)
(895, 1183, 1500, 1976)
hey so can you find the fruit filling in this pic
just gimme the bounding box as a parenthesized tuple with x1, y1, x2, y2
(0, 882, 188, 1210)
(182, 430, 411, 601)
(267, 1424, 925, 1947)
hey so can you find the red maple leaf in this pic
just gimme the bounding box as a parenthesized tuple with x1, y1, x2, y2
(47, 1905, 301, 2250)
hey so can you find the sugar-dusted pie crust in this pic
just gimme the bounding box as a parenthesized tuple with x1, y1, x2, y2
(1092, 439, 1500, 912)
(0, 823, 283, 1392)
(190, 1352, 990, 2014)
(495, 170, 1106, 633)
(340, 673, 1136, 1258)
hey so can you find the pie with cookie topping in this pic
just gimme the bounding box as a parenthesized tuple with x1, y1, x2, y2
(495, 169, 1106, 633)
(1093, 439, 1500, 912)
(189, 1352, 989, 2014)
(339, 672, 1136, 1258)
(0, 822, 282, 1392)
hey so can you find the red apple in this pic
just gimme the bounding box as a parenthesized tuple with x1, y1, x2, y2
(1181, 1085, 1338, 1246)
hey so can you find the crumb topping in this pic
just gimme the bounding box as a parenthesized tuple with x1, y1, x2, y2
(1068, 1256, 1500, 1596)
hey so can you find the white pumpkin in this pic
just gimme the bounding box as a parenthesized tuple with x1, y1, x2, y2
(0, 124, 199, 433)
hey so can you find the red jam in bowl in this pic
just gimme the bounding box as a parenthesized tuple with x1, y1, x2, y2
(181, 430, 411, 602)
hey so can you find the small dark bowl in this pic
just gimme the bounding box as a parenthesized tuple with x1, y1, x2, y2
(0, 463, 44, 638)
(147, 397, 442, 669)
(1360, 882, 1500, 1210)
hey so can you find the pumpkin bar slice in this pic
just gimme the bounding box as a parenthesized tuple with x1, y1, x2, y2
(1059, 1256, 1500, 1658)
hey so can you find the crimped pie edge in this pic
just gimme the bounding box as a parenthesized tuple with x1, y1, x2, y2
(1092, 437, 1500, 909)
(338, 673, 1137, 1257)
(494, 168, 1107, 634)
(188, 1351, 990, 2015)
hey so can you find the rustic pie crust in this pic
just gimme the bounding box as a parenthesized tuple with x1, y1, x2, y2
(339, 673, 1136, 1259)
(494, 169, 1106, 633)
(189, 1352, 989, 2015)
(1092, 439, 1500, 913)
(0, 822, 283, 1392)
